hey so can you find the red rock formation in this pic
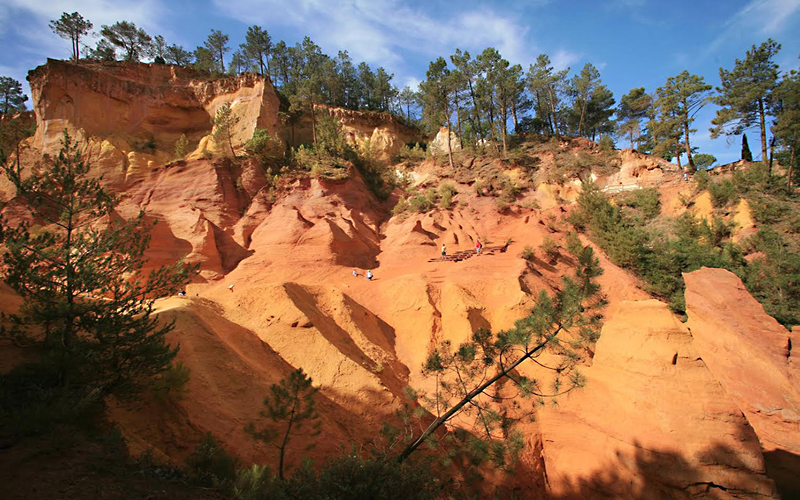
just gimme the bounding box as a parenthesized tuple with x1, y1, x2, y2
(685, 268, 800, 498)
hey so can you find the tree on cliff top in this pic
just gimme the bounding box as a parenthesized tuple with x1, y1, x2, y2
(100, 21, 153, 62)
(0, 132, 195, 403)
(204, 30, 230, 74)
(711, 39, 781, 163)
(242, 25, 272, 76)
(656, 71, 712, 171)
(396, 245, 604, 465)
(49, 12, 93, 62)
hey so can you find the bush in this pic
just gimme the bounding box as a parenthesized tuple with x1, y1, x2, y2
(174, 134, 190, 159)
(409, 188, 436, 213)
(598, 135, 615, 152)
(565, 231, 583, 257)
(186, 433, 237, 488)
(708, 179, 737, 208)
(693, 169, 710, 190)
(152, 361, 191, 401)
(539, 236, 560, 262)
(246, 129, 287, 168)
(394, 143, 427, 163)
(438, 182, 457, 209)
(520, 245, 535, 261)
(615, 188, 661, 221)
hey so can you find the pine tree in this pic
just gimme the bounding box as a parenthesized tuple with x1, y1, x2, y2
(245, 368, 321, 480)
(49, 12, 93, 62)
(99, 21, 153, 62)
(0, 132, 194, 398)
(242, 26, 272, 76)
(711, 39, 781, 163)
(773, 69, 800, 186)
(742, 133, 753, 161)
(617, 87, 653, 150)
(419, 57, 455, 168)
(212, 104, 240, 156)
(397, 245, 604, 464)
(656, 71, 711, 171)
(204, 30, 230, 73)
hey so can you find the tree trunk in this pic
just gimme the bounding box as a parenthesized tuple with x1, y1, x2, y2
(219, 47, 226, 73)
(789, 134, 796, 188)
(758, 97, 768, 164)
(397, 330, 560, 463)
(511, 100, 519, 132)
(467, 79, 483, 142)
(577, 99, 587, 137)
(548, 87, 560, 139)
(683, 118, 695, 171)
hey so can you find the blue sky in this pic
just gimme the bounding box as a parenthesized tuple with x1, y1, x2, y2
(1, 0, 798, 164)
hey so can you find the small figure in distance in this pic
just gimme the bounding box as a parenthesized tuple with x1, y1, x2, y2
(441, 243, 447, 257)
(178, 290, 186, 297)
(366, 270, 373, 281)
(228, 284, 235, 292)
(683, 170, 689, 182)
(476, 238, 482, 256)
(352, 268, 358, 277)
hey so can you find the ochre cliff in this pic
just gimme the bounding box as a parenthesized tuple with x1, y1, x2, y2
(2, 62, 798, 499)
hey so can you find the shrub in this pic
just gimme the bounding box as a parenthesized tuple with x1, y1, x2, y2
(174, 134, 190, 159)
(394, 143, 427, 163)
(185, 433, 237, 488)
(616, 188, 661, 221)
(539, 236, 560, 261)
(520, 245, 535, 261)
(708, 179, 737, 207)
(565, 231, 584, 257)
(152, 361, 191, 401)
(693, 169, 710, 190)
(409, 188, 436, 213)
(438, 182, 457, 209)
(598, 135, 615, 152)
(246, 129, 287, 168)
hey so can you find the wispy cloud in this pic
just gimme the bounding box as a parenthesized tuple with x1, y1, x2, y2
(705, 0, 800, 56)
(212, 0, 552, 84)
(551, 49, 580, 72)
(1, 0, 171, 60)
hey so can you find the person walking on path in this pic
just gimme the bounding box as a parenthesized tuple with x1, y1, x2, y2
(352, 268, 358, 277)
(476, 238, 483, 255)
(441, 243, 447, 257)
(366, 270, 373, 281)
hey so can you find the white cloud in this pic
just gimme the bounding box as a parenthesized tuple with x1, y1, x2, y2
(213, 0, 539, 75)
(706, 0, 800, 56)
(551, 49, 580, 71)
(1, 0, 170, 61)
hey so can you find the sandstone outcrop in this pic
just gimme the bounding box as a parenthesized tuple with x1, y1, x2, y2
(685, 268, 800, 498)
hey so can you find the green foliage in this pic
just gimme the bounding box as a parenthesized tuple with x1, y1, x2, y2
(408, 188, 437, 213)
(539, 235, 560, 261)
(693, 169, 710, 190)
(227, 453, 438, 500)
(565, 231, 584, 257)
(438, 182, 457, 209)
(0, 76, 28, 115)
(519, 245, 535, 261)
(399, 246, 604, 463)
(212, 103, 240, 157)
(693, 153, 716, 169)
(569, 181, 745, 314)
(394, 143, 427, 163)
(186, 433, 237, 488)
(615, 187, 661, 221)
(598, 135, 615, 152)
(708, 179, 737, 207)
(174, 134, 190, 159)
(152, 361, 191, 401)
(99, 21, 152, 61)
(246, 129, 286, 168)
(49, 12, 93, 61)
(0, 133, 195, 420)
(711, 39, 781, 163)
(245, 368, 321, 480)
